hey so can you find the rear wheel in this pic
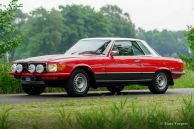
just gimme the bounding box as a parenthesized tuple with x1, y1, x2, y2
(148, 71, 169, 94)
(22, 84, 45, 95)
(107, 86, 124, 93)
(65, 69, 89, 97)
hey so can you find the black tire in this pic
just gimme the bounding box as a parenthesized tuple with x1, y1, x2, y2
(65, 69, 89, 97)
(22, 84, 45, 95)
(148, 71, 169, 94)
(107, 86, 124, 93)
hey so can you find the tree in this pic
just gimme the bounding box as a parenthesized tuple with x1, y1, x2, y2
(10, 9, 28, 60)
(11, 5, 188, 59)
(0, 0, 22, 58)
(13, 5, 112, 58)
(186, 26, 194, 54)
(59, 5, 111, 52)
(136, 28, 189, 56)
(100, 5, 136, 37)
(20, 8, 64, 57)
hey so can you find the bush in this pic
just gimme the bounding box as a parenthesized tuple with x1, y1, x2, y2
(0, 63, 22, 93)
(178, 54, 194, 70)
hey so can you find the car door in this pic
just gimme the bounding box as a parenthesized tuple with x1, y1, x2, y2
(105, 40, 147, 81)
(135, 40, 157, 76)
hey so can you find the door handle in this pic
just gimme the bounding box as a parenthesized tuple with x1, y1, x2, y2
(134, 59, 140, 63)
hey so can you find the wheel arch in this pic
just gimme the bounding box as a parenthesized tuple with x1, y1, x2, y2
(72, 65, 96, 88)
(155, 69, 174, 85)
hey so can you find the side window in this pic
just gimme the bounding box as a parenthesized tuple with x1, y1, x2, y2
(112, 41, 133, 56)
(136, 41, 151, 55)
(112, 41, 150, 56)
(131, 41, 145, 56)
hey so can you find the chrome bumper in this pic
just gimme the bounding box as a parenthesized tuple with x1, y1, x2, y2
(171, 71, 185, 75)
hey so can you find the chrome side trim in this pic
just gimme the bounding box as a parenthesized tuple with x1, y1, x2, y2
(95, 72, 155, 74)
(96, 79, 152, 83)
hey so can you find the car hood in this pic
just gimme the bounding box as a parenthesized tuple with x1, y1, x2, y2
(14, 54, 95, 63)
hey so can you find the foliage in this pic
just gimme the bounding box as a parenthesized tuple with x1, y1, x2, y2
(0, 0, 22, 57)
(58, 5, 112, 53)
(14, 4, 136, 58)
(0, 1, 190, 59)
(0, 63, 22, 93)
(173, 69, 194, 88)
(0, 107, 12, 129)
(136, 28, 189, 57)
(181, 95, 194, 128)
(186, 26, 194, 54)
(100, 5, 136, 37)
(179, 54, 194, 70)
(10, 5, 189, 59)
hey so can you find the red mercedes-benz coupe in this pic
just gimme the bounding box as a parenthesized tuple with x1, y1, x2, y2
(10, 38, 184, 96)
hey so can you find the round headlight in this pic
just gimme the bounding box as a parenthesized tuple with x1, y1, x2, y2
(28, 64, 36, 73)
(16, 64, 23, 73)
(36, 64, 44, 73)
(47, 64, 57, 72)
(11, 64, 17, 72)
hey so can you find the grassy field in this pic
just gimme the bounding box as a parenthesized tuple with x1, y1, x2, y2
(0, 94, 194, 129)
(174, 69, 194, 88)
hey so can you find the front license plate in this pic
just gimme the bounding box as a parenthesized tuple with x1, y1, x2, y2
(22, 77, 36, 82)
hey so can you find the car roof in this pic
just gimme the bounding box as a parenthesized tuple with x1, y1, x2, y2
(81, 37, 141, 41)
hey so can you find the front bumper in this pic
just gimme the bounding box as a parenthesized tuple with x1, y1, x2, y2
(171, 71, 185, 79)
(171, 71, 185, 75)
(10, 72, 70, 81)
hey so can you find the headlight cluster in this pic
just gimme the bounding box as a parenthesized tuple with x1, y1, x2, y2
(11, 64, 23, 73)
(16, 64, 23, 73)
(27, 64, 44, 73)
(11, 64, 17, 72)
(36, 64, 44, 73)
(11, 64, 45, 73)
(47, 64, 66, 72)
(47, 64, 57, 72)
(28, 64, 36, 73)
(11, 63, 65, 73)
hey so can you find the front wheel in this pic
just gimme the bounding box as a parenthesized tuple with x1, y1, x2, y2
(22, 84, 45, 95)
(148, 71, 169, 94)
(107, 86, 124, 93)
(65, 69, 89, 97)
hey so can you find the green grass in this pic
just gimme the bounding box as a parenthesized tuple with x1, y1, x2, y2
(0, 107, 12, 129)
(174, 69, 194, 88)
(0, 95, 194, 129)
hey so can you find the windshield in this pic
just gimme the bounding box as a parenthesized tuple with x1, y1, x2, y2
(65, 39, 111, 55)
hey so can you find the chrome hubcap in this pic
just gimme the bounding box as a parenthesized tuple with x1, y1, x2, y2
(156, 73, 167, 89)
(73, 73, 87, 92)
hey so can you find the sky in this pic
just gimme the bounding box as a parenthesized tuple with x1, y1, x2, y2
(1, 0, 194, 31)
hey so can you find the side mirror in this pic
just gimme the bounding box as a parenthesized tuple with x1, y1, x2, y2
(111, 50, 119, 56)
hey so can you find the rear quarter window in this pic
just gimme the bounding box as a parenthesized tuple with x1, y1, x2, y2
(136, 41, 151, 55)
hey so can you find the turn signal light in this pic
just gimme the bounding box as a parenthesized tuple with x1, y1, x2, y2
(57, 64, 66, 72)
